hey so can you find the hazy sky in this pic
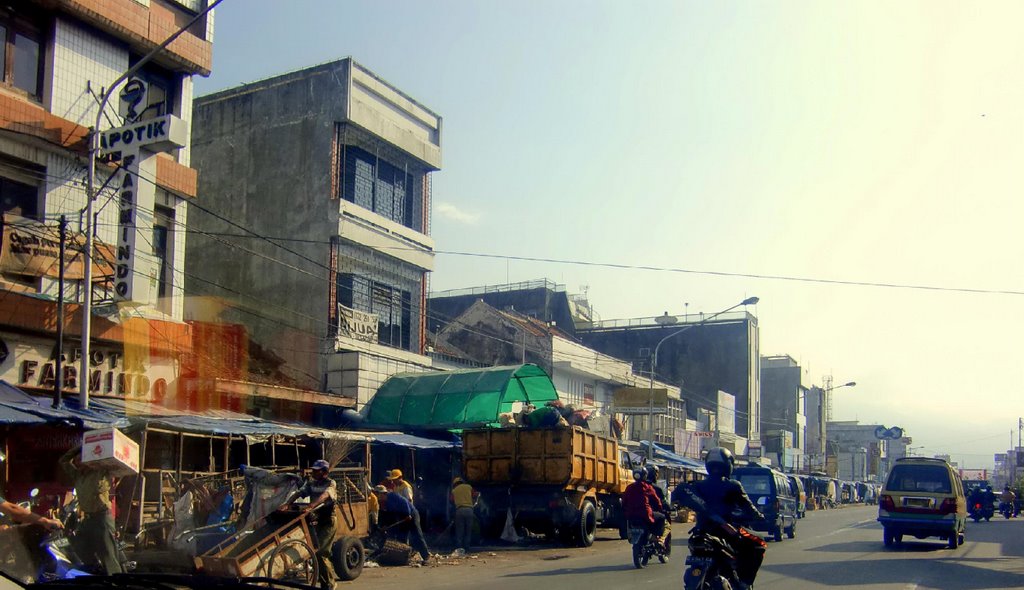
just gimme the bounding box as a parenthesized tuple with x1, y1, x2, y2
(195, 1, 1024, 470)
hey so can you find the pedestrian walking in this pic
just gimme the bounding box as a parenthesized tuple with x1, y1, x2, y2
(59, 446, 122, 575)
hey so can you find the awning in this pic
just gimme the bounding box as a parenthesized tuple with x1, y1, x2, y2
(86, 398, 367, 442)
(0, 381, 120, 429)
(369, 432, 460, 449)
(640, 441, 708, 475)
(363, 364, 560, 430)
(0, 382, 367, 442)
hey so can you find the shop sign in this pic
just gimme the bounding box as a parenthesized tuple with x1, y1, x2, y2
(337, 303, 378, 343)
(6, 336, 169, 399)
(0, 214, 114, 280)
(98, 78, 186, 303)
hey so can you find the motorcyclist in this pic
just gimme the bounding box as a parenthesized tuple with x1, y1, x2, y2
(672, 447, 766, 590)
(644, 466, 669, 547)
(621, 468, 665, 548)
(999, 485, 1016, 515)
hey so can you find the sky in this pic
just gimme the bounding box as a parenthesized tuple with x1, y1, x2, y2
(194, 0, 1024, 470)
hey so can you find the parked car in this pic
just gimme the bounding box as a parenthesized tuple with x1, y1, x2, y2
(878, 457, 966, 549)
(733, 465, 798, 541)
(787, 474, 807, 518)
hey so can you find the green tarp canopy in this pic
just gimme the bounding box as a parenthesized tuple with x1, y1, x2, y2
(363, 364, 559, 430)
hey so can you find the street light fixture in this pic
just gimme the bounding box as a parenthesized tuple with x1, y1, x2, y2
(79, 0, 226, 408)
(645, 296, 759, 459)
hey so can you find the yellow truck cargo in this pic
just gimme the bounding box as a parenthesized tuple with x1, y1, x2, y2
(462, 426, 631, 546)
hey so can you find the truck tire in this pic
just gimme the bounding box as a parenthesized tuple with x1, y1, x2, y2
(577, 501, 597, 547)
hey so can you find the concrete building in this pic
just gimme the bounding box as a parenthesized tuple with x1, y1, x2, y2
(187, 59, 442, 409)
(429, 280, 588, 338)
(0, 0, 215, 403)
(760, 355, 808, 472)
(578, 309, 762, 444)
(827, 420, 897, 481)
(434, 299, 681, 441)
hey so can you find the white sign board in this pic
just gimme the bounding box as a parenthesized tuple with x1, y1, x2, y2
(99, 86, 187, 303)
(338, 303, 379, 343)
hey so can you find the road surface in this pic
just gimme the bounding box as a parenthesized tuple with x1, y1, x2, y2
(352, 505, 1024, 589)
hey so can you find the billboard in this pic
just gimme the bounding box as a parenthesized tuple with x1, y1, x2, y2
(613, 387, 668, 414)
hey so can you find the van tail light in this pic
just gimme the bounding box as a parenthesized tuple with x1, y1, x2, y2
(939, 498, 957, 515)
(880, 495, 896, 511)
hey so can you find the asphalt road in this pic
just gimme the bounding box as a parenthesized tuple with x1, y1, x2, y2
(352, 506, 1024, 589)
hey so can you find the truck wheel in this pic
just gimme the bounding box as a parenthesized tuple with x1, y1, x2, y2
(577, 501, 597, 547)
(332, 537, 365, 581)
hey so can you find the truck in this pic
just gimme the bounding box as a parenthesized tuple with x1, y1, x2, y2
(461, 425, 630, 547)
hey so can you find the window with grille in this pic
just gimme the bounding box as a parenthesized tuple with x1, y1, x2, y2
(341, 145, 413, 227)
(337, 273, 412, 350)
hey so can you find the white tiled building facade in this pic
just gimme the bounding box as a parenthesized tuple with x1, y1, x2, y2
(0, 1, 213, 321)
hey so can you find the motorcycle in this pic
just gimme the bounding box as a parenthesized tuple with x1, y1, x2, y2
(683, 524, 743, 590)
(970, 501, 994, 522)
(628, 522, 671, 569)
(999, 501, 1014, 519)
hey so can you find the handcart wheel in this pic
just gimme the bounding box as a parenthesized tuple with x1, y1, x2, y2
(263, 538, 319, 585)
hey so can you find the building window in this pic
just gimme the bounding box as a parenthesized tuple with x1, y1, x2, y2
(341, 146, 413, 228)
(337, 273, 412, 350)
(0, 9, 43, 99)
(0, 175, 38, 219)
(152, 205, 175, 309)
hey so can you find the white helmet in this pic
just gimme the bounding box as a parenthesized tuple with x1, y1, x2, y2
(705, 447, 734, 478)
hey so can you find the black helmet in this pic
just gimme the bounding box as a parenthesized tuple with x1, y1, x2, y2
(645, 465, 658, 483)
(633, 469, 645, 482)
(705, 447, 734, 478)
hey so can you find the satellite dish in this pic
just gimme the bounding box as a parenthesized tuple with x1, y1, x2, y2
(655, 312, 678, 326)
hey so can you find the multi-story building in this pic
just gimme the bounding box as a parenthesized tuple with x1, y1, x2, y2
(186, 58, 441, 410)
(578, 309, 762, 444)
(827, 420, 895, 481)
(0, 0, 216, 403)
(760, 355, 808, 471)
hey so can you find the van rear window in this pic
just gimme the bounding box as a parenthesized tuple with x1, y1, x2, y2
(886, 465, 952, 493)
(737, 474, 771, 495)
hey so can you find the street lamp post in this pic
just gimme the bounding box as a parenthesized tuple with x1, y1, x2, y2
(79, 0, 225, 408)
(645, 296, 759, 459)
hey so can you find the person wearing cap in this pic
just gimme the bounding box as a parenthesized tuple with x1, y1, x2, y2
(373, 484, 431, 565)
(285, 459, 338, 590)
(450, 477, 479, 553)
(387, 469, 415, 503)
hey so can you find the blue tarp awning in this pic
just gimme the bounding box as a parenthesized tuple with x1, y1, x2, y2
(369, 432, 460, 449)
(640, 441, 708, 475)
(0, 381, 120, 429)
(0, 381, 363, 441)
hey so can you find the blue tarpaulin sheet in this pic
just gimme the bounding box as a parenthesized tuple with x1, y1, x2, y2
(369, 432, 460, 449)
(0, 381, 119, 429)
(640, 441, 708, 474)
(0, 381, 361, 441)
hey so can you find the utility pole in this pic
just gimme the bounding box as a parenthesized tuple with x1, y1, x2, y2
(53, 216, 67, 408)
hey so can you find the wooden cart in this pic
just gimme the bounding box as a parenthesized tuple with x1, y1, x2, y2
(194, 465, 371, 584)
(195, 506, 321, 585)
